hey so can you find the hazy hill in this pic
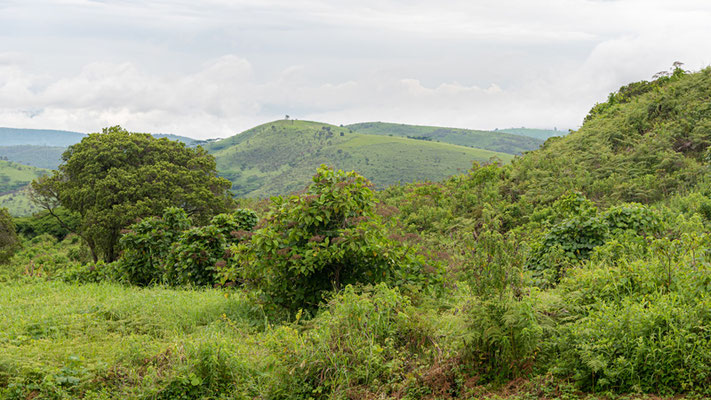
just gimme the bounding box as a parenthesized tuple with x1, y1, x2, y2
(498, 127, 566, 141)
(346, 122, 542, 154)
(0, 146, 65, 170)
(0, 129, 199, 169)
(0, 127, 85, 146)
(206, 120, 513, 197)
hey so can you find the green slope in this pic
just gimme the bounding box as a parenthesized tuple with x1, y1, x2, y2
(346, 121, 542, 154)
(0, 127, 85, 146)
(505, 67, 711, 206)
(0, 187, 39, 216)
(206, 120, 513, 197)
(0, 160, 49, 194)
(498, 127, 567, 140)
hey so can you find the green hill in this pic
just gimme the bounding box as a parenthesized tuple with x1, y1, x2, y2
(0, 146, 65, 170)
(0, 187, 39, 216)
(498, 127, 567, 140)
(206, 120, 513, 197)
(346, 121, 542, 154)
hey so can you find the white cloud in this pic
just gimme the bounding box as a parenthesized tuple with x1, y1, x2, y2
(0, 0, 710, 138)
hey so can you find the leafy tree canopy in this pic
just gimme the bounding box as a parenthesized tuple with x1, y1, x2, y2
(0, 207, 20, 264)
(31, 126, 232, 262)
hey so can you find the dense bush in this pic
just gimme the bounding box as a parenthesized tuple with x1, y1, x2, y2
(118, 207, 257, 286)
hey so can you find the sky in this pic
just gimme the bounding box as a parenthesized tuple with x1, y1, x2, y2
(1, 0, 710, 139)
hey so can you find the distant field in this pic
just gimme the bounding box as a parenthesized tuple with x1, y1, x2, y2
(207, 120, 513, 197)
(0, 188, 39, 216)
(347, 121, 542, 154)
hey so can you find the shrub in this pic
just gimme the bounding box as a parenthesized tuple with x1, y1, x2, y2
(230, 166, 435, 312)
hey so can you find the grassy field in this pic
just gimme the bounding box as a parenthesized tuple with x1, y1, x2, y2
(346, 122, 542, 154)
(0, 188, 39, 217)
(207, 120, 513, 197)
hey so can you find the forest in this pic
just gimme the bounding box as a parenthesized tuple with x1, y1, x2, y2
(0, 66, 710, 399)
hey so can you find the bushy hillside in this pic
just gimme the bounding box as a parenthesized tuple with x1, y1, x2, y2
(499, 127, 566, 140)
(207, 119, 513, 197)
(347, 121, 542, 154)
(0, 145, 65, 169)
(504, 66, 711, 207)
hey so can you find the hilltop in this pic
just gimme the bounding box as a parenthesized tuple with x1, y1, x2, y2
(206, 119, 513, 197)
(346, 121, 542, 154)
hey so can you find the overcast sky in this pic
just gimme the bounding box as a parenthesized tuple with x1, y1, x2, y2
(1, 0, 710, 139)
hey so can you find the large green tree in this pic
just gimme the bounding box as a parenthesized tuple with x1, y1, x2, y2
(31, 126, 232, 262)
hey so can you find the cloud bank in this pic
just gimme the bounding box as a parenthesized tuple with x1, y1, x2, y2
(1, 0, 710, 138)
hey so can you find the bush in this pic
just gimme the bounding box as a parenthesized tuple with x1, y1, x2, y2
(230, 166, 436, 312)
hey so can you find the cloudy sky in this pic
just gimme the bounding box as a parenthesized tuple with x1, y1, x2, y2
(1, 0, 710, 139)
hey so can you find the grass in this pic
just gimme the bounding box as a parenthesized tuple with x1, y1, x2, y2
(347, 121, 543, 154)
(207, 120, 514, 197)
(0, 160, 48, 194)
(0, 188, 39, 217)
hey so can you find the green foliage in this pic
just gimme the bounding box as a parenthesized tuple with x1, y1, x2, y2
(119, 207, 257, 286)
(265, 284, 436, 399)
(462, 291, 546, 382)
(14, 207, 80, 240)
(0, 234, 92, 281)
(0, 207, 20, 263)
(31, 126, 232, 262)
(231, 166, 436, 311)
(118, 207, 191, 286)
(555, 232, 711, 394)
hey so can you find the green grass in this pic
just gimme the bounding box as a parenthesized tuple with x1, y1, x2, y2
(347, 121, 543, 154)
(207, 120, 514, 197)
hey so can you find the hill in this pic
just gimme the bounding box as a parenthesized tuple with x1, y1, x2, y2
(0, 127, 85, 147)
(498, 127, 566, 140)
(346, 121, 542, 154)
(0, 146, 65, 170)
(206, 120, 513, 197)
(504, 66, 711, 206)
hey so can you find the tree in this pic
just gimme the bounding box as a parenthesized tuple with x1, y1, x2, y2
(31, 126, 232, 262)
(0, 207, 20, 264)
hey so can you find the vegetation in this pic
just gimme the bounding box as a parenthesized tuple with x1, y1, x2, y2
(347, 121, 543, 154)
(0, 208, 20, 263)
(0, 146, 66, 170)
(30, 126, 232, 262)
(1, 67, 711, 399)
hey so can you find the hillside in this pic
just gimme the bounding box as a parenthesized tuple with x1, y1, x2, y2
(498, 127, 566, 140)
(346, 121, 542, 154)
(504, 66, 711, 206)
(206, 120, 513, 197)
(0, 160, 48, 194)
